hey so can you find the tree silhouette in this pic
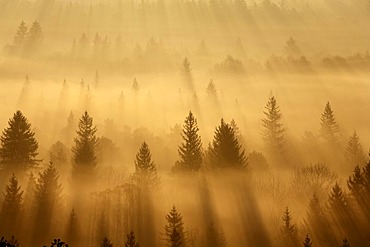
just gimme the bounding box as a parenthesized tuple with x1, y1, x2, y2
(280, 207, 299, 246)
(124, 231, 139, 247)
(65, 208, 80, 246)
(33, 162, 62, 244)
(24, 172, 36, 211)
(180, 57, 193, 91)
(303, 234, 312, 247)
(0, 174, 23, 236)
(205, 221, 227, 247)
(345, 131, 366, 167)
(261, 96, 286, 157)
(208, 119, 247, 169)
(24, 20, 43, 55)
(100, 237, 112, 247)
(11, 21, 28, 54)
(163, 206, 186, 246)
(72, 111, 98, 180)
(347, 166, 366, 203)
(132, 78, 140, 94)
(172, 111, 203, 174)
(303, 192, 334, 246)
(206, 79, 217, 97)
(320, 102, 340, 145)
(0, 110, 39, 172)
(132, 142, 159, 187)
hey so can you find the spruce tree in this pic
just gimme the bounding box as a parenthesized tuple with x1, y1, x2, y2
(261, 96, 286, 156)
(0, 110, 39, 172)
(132, 78, 140, 94)
(124, 231, 139, 247)
(208, 119, 247, 169)
(206, 80, 217, 97)
(172, 111, 203, 174)
(280, 207, 299, 246)
(163, 206, 186, 246)
(132, 142, 159, 187)
(33, 162, 62, 244)
(303, 234, 312, 247)
(72, 111, 98, 180)
(12, 21, 28, 53)
(347, 166, 366, 203)
(24, 20, 43, 55)
(345, 131, 366, 167)
(180, 57, 193, 91)
(328, 183, 347, 211)
(24, 172, 36, 211)
(320, 102, 340, 145)
(0, 174, 23, 236)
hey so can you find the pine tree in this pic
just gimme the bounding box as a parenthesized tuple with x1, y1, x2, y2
(100, 237, 113, 247)
(12, 21, 28, 52)
(345, 131, 366, 167)
(72, 111, 98, 180)
(303, 234, 312, 247)
(0, 110, 39, 172)
(0, 174, 23, 236)
(206, 80, 217, 97)
(24, 20, 43, 55)
(208, 119, 247, 169)
(261, 96, 286, 156)
(124, 231, 139, 247)
(34, 162, 62, 244)
(132, 78, 140, 94)
(280, 207, 299, 246)
(347, 166, 366, 203)
(180, 57, 193, 91)
(304, 193, 334, 245)
(341, 238, 350, 247)
(132, 142, 159, 187)
(163, 206, 186, 246)
(320, 102, 340, 145)
(172, 111, 203, 174)
(363, 159, 370, 198)
(328, 183, 347, 211)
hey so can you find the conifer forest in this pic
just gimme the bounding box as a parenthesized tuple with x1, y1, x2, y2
(1, 0, 370, 246)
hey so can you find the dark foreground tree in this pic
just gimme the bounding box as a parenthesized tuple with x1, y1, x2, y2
(172, 111, 203, 174)
(44, 239, 68, 247)
(163, 206, 186, 246)
(208, 119, 247, 169)
(0, 174, 23, 236)
(0, 110, 39, 171)
(72, 111, 98, 180)
(124, 231, 139, 247)
(261, 96, 286, 157)
(132, 142, 159, 187)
